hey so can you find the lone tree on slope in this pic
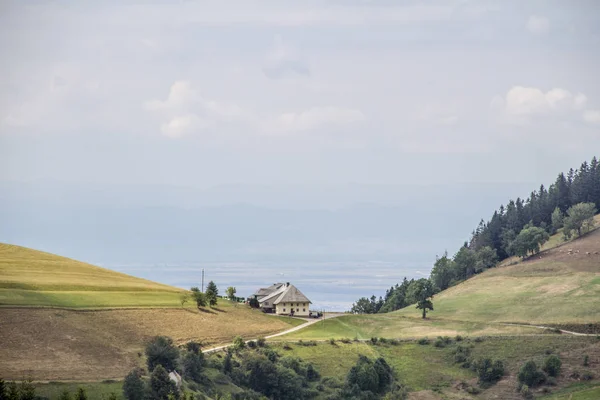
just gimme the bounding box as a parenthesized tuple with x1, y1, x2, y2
(408, 278, 435, 319)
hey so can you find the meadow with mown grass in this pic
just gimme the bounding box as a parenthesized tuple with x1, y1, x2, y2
(394, 220, 600, 325)
(0, 243, 305, 382)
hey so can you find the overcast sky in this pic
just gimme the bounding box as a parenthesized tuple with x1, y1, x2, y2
(1, 0, 599, 189)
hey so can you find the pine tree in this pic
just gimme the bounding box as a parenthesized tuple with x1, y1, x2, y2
(205, 281, 219, 307)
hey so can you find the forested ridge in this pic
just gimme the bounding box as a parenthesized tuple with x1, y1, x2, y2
(352, 156, 600, 315)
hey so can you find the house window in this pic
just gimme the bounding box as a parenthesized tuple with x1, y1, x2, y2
(283, 308, 286, 312)
(303, 308, 306, 312)
(296, 308, 299, 312)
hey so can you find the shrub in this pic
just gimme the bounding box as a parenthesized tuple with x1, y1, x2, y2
(257, 337, 266, 347)
(542, 355, 562, 377)
(583, 355, 589, 366)
(329, 338, 336, 345)
(379, 337, 389, 344)
(474, 337, 484, 343)
(340, 338, 352, 344)
(474, 358, 505, 384)
(59, 391, 72, 400)
(123, 368, 145, 400)
(75, 388, 87, 400)
(262, 348, 279, 362)
(453, 345, 471, 364)
(434, 336, 451, 348)
(247, 340, 257, 349)
(233, 336, 245, 351)
(518, 361, 545, 387)
(306, 363, 320, 381)
(519, 384, 532, 399)
(222, 352, 233, 374)
(145, 336, 179, 372)
(389, 339, 400, 346)
(581, 371, 594, 381)
(148, 365, 178, 400)
(417, 337, 429, 345)
(455, 335, 463, 342)
(282, 344, 292, 350)
(546, 376, 557, 386)
(182, 349, 205, 383)
(370, 337, 379, 345)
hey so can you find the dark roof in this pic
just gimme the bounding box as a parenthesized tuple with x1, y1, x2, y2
(273, 284, 311, 304)
(254, 283, 284, 297)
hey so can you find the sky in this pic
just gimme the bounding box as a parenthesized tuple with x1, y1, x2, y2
(1, 0, 599, 189)
(1, 1, 600, 303)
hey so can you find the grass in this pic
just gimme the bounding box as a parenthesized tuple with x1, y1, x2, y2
(394, 221, 600, 325)
(270, 335, 600, 396)
(34, 381, 123, 400)
(254, 340, 474, 392)
(0, 242, 306, 381)
(0, 288, 185, 308)
(0, 303, 305, 381)
(541, 383, 600, 399)
(0, 243, 185, 308)
(278, 314, 542, 341)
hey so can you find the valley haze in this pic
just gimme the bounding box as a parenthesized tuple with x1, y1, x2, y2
(1, 180, 543, 310)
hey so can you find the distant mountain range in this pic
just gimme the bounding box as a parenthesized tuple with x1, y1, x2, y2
(0, 180, 536, 265)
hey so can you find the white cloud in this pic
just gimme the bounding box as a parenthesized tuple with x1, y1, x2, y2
(503, 86, 587, 116)
(145, 81, 253, 137)
(160, 114, 210, 138)
(583, 110, 600, 125)
(526, 15, 550, 35)
(265, 107, 365, 133)
(145, 81, 198, 112)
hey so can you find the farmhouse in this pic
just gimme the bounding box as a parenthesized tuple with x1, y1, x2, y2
(253, 282, 312, 317)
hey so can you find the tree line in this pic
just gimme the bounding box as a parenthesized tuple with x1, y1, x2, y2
(352, 156, 599, 316)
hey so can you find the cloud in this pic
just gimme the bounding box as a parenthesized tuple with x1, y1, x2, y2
(526, 15, 550, 35)
(265, 107, 366, 133)
(145, 81, 253, 137)
(503, 86, 586, 116)
(263, 36, 310, 79)
(493, 86, 600, 126)
(583, 110, 600, 125)
(160, 114, 211, 138)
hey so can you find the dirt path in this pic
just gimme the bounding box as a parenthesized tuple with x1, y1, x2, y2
(501, 323, 597, 336)
(203, 313, 343, 354)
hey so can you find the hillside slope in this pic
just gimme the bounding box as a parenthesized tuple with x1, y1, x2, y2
(0, 242, 185, 307)
(396, 217, 600, 324)
(0, 243, 303, 380)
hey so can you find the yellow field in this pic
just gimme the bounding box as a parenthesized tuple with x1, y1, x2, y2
(0, 303, 303, 380)
(0, 242, 305, 380)
(0, 243, 177, 292)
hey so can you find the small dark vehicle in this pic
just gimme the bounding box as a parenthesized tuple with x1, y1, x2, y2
(309, 311, 322, 318)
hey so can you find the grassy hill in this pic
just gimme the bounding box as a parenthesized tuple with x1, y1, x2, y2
(394, 215, 600, 325)
(0, 243, 303, 380)
(0, 242, 185, 307)
(280, 215, 600, 342)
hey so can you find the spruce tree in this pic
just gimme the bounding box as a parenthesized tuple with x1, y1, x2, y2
(205, 281, 219, 307)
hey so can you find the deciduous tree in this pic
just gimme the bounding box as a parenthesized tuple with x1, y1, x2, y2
(407, 279, 434, 319)
(563, 202, 597, 238)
